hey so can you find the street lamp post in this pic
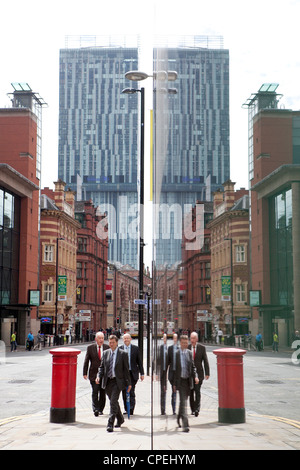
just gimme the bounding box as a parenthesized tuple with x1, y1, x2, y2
(55, 237, 64, 342)
(122, 86, 145, 360)
(224, 237, 234, 342)
(122, 69, 177, 362)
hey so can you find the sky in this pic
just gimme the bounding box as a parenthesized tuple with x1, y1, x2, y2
(1, 0, 300, 212)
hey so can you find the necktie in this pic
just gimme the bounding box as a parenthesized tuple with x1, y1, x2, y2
(193, 347, 196, 360)
(98, 347, 101, 360)
(108, 351, 114, 378)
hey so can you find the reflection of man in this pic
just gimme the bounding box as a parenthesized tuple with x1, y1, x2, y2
(159, 334, 168, 415)
(174, 335, 198, 432)
(167, 333, 178, 414)
(188, 331, 210, 416)
(96, 335, 131, 432)
(119, 333, 144, 415)
(83, 331, 109, 416)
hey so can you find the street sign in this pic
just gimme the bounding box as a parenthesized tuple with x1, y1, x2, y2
(58, 275, 67, 301)
(221, 275, 231, 301)
(134, 299, 148, 305)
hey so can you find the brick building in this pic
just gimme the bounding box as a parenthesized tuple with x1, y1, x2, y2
(75, 199, 108, 337)
(0, 86, 43, 346)
(181, 201, 213, 339)
(208, 181, 250, 339)
(39, 181, 80, 339)
(106, 262, 151, 332)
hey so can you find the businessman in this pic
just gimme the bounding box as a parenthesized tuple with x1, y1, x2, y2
(96, 334, 131, 432)
(167, 333, 179, 414)
(119, 333, 144, 415)
(188, 331, 210, 416)
(159, 333, 168, 415)
(174, 335, 199, 432)
(83, 331, 109, 416)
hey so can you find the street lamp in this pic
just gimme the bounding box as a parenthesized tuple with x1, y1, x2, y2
(121, 86, 145, 360)
(224, 237, 234, 342)
(55, 237, 65, 342)
(125, 70, 177, 82)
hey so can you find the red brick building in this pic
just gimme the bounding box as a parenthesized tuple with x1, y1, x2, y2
(75, 199, 108, 337)
(208, 181, 250, 340)
(39, 181, 81, 340)
(0, 87, 42, 346)
(181, 201, 213, 339)
(106, 262, 151, 332)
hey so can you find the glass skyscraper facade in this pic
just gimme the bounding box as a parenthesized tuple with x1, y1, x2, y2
(58, 43, 139, 267)
(153, 39, 230, 267)
(58, 36, 229, 268)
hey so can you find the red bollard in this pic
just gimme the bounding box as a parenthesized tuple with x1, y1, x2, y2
(49, 347, 81, 423)
(213, 348, 246, 424)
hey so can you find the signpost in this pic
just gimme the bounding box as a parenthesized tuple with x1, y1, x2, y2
(58, 275, 67, 301)
(221, 275, 231, 301)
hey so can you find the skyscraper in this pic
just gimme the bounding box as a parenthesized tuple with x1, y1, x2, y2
(58, 37, 139, 267)
(153, 36, 230, 266)
(58, 36, 230, 268)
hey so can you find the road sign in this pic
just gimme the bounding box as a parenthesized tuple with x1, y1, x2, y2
(134, 299, 148, 305)
(58, 275, 67, 301)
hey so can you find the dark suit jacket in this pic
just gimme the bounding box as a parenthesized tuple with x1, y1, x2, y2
(188, 343, 210, 381)
(98, 347, 131, 391)
(119, 344, 144, 382)
(167, 343, 179, 384)
(83, 342, 109, 382)
(159, 343, 168, 382)
(174, 348, 198, 390)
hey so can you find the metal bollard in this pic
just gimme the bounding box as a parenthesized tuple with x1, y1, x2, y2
(49, 347, 81, 423)
(213, 348, 246, 424)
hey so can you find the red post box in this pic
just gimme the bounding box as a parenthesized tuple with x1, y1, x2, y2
(213, 348, 246, 424)
(49, 347, 81, 423)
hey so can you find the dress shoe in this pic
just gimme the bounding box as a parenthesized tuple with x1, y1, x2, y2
(94, 411, 99, 417)
(99, 411, 103, 415)
(106, 426, 114, 432)
(183, 427, 189, 433)
(115, 416, 124, 428)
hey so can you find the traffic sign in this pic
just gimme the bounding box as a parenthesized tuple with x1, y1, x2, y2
(134, 299, 148, 305)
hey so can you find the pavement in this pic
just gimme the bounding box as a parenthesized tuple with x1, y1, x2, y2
(1, 365, 300, 452)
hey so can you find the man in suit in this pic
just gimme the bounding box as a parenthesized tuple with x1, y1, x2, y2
(96, 334, 131, 432)
(167, 333, 178, 414)
(119, 333, 144, 415)
(174, 335, 199, 432)
(188, 331, 210, 416)
(159, 333, 168, 415)
(83, 331, 109, 416)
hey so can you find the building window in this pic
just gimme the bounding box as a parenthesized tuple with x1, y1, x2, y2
(78, 237, 87, 252)
(44, 244, 54, 262)
(236, 245, 245, 262)
(205, 262, 211, 279)
(44, 284, 54, 302)
(236, 284, 246, 303)
(77, 261, 82, 278)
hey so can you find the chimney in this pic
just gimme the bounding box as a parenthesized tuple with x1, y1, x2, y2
(223, 180, 236, 210)
(54, 180, 66, 210)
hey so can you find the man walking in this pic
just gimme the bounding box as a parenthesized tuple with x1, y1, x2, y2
(174, 335, 198, 432)
(83, 331, 109, 416)
(167, 333, 179, 414)
(159, 333, 168, 415)
(119, 333, 144, 416)
(188, 331, 210, 416)
(96, 335, 131, 432)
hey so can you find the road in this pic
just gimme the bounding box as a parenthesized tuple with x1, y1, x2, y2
(0, 339, 299, 424)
